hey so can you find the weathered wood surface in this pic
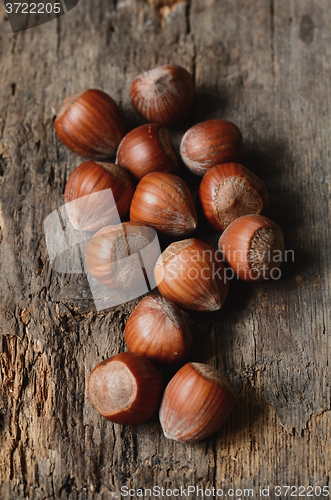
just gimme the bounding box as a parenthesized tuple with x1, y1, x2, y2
(0, 0, 330, 498)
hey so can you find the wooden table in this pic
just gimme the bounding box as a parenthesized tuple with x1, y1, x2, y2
(0, 0, 330, 498)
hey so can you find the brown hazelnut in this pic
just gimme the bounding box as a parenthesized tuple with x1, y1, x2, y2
(54, 89, 125, 159)
(154, 238, 229, 312)
(199, 163, 269, 231)
(85, 222, 160, 290)
(125, 295, 193, 366)
(88, 351, 162, 424)
(130, 172, 198, 237)
(218, 214, 285, 281)
(180, 119, 244, 176)
(159, 362, 235, 443)
(116, 124, 179, 179)
(130, 64, 194, 127)
(64, 161, 134, 231)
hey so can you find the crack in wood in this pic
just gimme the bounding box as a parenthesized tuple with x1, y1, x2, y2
(0, 204, 3, 245)
(270, 0, 275, 86)
(185, 0, 191, 36)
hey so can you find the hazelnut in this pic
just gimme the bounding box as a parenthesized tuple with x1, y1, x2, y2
(125, 295, 193, 366)
(130, 64, 194, 127)
(54, 89, 125, 159)
(116, 123, 179, 179)
(130, 172, 198, 237)
(218, 214, 285, 281)
(180, 119, 244, 176)
(64, 161, 134, 231)
(154, 238, 229, 312)
(88, 351, 162, 424)
(159, 362, 235, 443)
(85, 222, 159, 290)
(199, 163, 269, 231)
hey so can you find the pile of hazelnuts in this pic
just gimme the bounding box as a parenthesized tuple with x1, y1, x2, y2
(54, 64, 284, 444)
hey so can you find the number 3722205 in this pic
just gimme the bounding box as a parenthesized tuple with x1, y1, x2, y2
(5, 3, 62, 14)
(275, 485, 329, 497)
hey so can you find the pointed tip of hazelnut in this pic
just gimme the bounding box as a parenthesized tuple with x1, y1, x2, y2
(187, 213, 198, 231)
(55, 93, 81, 121)
(202, 296, 222, 312)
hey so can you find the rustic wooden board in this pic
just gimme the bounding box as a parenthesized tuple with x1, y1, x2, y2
(0, 0, 330, 498)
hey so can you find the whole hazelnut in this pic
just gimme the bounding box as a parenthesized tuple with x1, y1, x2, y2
(199, 163, 269, 231)
(55, 89, 125, 159)
(116, 124, 179, 179)
(218, 214, 285, 281)
(159, 362, 235, 443)
(125, 295, 193, 366)
(180, 119, 244, 176)
(154, 238, 229, 312)
(64, 161, 134, 231)
(85, 222, 159, 290)
(130, 64, 194, 127)
(88, 351, 162, 424)
(130, 172, 198, 237)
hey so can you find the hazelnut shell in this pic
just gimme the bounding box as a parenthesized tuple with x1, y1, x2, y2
(159, 362, 235, 443)
(218, 214, 285, 281)
(180, 119, 244, 176)
(130, 64, 194, 127)
(64, 161, 134, 231)
(154, 238, 229, 312)
(55, 89, 125, 159)
(199, 163, 269, 231)
(88, 351, 162, 425)
(85, 222, 159, 290)
(125, 295, 193, 366)
(116, 124, 179, 180)
(130, 172, 198, 237)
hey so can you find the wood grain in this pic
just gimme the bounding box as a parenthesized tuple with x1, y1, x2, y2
(0, 0, 330, 497)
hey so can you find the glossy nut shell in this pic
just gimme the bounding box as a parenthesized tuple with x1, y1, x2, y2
(54, 89, 125, 159)
(218, 214, 285, 281)
(130, 64, 194, 127)
(125, 295, 193, 365)
(159, 362, 235, 443)
(88, 352, 162, 425)
(180, 120, 244, 176)
(64, 161, 134, 231)
(154, 238, 229, 312)
(116, 123, 180, 179)
(199, 163, 269, 231)
(130, 172, 198, 237)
